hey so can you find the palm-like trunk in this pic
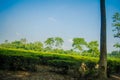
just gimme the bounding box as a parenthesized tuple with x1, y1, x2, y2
(98, 0, 107, 79)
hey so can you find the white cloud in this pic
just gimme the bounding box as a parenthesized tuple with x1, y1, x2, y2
(48, 17, 57, 22)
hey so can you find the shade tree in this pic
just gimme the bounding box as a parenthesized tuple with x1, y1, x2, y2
(87, 41, 100, 56)
(72, 38, 87, 52)
(112, 12, 120, 53)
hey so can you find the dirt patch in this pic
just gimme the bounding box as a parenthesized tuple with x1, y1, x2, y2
(0, 70, 76, 80)
(0, 65, 120, 80)
(0, 65, 76, 80)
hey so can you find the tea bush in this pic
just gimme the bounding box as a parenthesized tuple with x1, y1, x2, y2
(0, 48, 120, 74)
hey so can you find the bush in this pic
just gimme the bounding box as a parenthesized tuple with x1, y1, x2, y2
(0, 48, 120, 74)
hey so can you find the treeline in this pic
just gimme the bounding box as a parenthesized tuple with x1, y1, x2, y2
(0, 37, 119, 57)
(0, 37, 100, 56)
(108, 51, 120, 58)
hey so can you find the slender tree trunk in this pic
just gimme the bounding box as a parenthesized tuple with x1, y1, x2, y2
(98, 0, 107, 79)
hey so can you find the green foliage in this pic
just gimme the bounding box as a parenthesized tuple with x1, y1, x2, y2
(54, 37, 64, 48)
(80, 52, 99, 57)
(0, 38, 43, 51)
(112, 12, 120, 52)
(72, 38, 87, 51)
(44, 37, 64, 50)
(0, 37, 101, 57)
(108, 50, 120, 58)
(107, 58, 120, 74)
(44, 37, 54, 49)
(0, 48, 120, 74)
(112, 12, 120, 38)
(30, 41, 43, 51)
(113, 43, 120, 50)
(20, 38, 27, 44)
(87, 41, 100, 55)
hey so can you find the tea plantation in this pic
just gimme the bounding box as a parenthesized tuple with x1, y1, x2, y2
(0, 48, 120, 75)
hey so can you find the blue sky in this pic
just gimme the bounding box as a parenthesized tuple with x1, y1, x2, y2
(0, 0, 120, 52)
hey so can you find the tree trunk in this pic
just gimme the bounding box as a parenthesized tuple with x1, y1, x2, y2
(98, 0, 107, 79)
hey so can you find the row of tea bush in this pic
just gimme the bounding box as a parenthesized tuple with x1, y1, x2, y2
(0, 48, 120, 74)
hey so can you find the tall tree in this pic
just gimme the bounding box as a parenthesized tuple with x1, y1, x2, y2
(72, 38, 87, 52)
(4, 40, 8, 43)
(44, 37, 54, 49)
(98, 0, 107, 79)
(112, 12, 120, 52)
(87, 41, 99, 55)
(112, 12, 120, 38)
(54, 37, 64, 49)
(32, 41, 43, 51)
